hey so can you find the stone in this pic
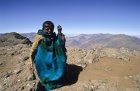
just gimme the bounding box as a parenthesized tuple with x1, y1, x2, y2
(13, 69, 21, 74)
(23, 56, 29, 61)
(27, 73, 35, 81)
(0, 85, 3, 91)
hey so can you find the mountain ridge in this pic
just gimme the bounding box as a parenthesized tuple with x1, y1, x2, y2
(20, 32, 140, 51)
(66, 34, 140, 51)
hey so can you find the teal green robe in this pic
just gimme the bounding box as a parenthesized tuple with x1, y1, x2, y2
(34, 30, 66, 91)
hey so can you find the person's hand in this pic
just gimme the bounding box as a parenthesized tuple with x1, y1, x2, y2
(57, 25, 62, 33)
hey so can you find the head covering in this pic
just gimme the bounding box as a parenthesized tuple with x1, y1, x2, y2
(57, 25, 62, 30)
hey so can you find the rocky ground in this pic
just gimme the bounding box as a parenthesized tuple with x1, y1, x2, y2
(0, 33, 140, 91)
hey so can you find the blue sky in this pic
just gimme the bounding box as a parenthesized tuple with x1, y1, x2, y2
(0, 0, 140, 35)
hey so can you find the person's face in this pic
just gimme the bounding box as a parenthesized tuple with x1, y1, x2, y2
(43, 24, 53, 34)
(58, 29, 62, 33)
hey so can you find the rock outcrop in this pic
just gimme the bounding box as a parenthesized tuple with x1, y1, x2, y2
(0, 32, 31, 47)
(0, 33, 34, 91)
(67, 47, 140, 64)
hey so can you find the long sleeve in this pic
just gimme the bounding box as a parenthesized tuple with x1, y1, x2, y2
(31, 35, 43, 51)
(30, 34, 43, 62)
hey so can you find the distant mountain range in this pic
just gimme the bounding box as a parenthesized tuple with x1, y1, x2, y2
(66, 33, 140, 51)
(134, 35, 140, 38)
(1, 32, 140, 51)
(21, 33, 140, 51)
(20, 33, 79, 42)
(21, 32, 36, 42)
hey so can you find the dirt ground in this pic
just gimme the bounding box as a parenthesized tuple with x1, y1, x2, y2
(57, 56, 140, 91)
(75, 56, 140, 90)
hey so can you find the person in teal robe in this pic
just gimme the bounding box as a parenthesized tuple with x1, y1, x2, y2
(31, 21, 66, 91)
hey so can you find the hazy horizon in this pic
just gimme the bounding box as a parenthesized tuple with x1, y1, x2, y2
(1, 32, 140, 37)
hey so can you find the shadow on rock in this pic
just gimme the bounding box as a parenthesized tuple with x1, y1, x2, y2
(34, 64, 83, 91)
(34, 82, 46, 91)
(61, 64, 83, 86)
